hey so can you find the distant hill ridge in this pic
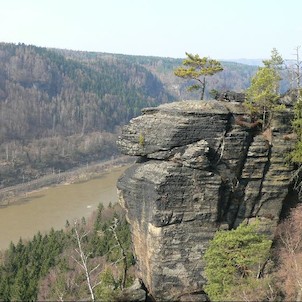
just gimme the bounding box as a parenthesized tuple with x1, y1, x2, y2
(0, 42, 257, 188)
(50, 46, 259, 99)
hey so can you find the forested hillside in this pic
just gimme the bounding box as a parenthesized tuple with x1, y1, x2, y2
(0, 43, 257, 188)
(0, 43, 174, 187)
(54, 49, 258, 99)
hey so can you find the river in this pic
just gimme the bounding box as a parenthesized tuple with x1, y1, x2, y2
(0, 165, 127, 251)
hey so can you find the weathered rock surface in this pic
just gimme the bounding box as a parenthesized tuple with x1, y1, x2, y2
(118, 278, 146, 302)
(117, 100, 295, 301)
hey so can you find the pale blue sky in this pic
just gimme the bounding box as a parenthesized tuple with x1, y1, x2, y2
(0, 0, 301, 60)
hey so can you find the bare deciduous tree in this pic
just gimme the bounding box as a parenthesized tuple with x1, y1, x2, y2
(72, 220, 102, 302)
(292, 46, 302, 89)
(285, 46, 302, 91)
(276, 204, 302, 301)
(109, 218, 128, 290)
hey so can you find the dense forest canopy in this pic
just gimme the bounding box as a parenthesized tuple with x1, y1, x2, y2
(0, 42, 258, 188)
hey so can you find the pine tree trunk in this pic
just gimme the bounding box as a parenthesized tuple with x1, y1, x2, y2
(200, 77, 206, 100)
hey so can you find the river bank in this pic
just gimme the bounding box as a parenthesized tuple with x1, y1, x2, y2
(0, 164, 130, 250)
(0, 156, 133, 207)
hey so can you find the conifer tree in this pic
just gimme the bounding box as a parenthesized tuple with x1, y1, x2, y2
(11, 266, 30, 301)
(204, 221, 272, 301)
(245, 49, 284, 129)
(174, 52, 223, 100)
(263, 47, 284, 93)
(0, 270, 10, 301)
(263, 48, 284, 70)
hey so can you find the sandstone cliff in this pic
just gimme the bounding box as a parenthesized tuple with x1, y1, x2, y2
(117, 100, 295, 301)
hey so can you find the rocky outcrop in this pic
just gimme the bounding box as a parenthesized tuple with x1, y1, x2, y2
(117, 100, 295, 301)
(214, 90, 246, 102)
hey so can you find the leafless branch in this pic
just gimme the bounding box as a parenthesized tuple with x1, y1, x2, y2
(109, 218, 128, 290)
(71, 220, 101, 302)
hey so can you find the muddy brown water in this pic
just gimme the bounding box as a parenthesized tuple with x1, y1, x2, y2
(0, 166, 127, 251)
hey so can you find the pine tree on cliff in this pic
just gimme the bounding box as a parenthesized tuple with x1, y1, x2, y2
(204, 220, 273, 301)
(245, 48, 284, 130)
(174, 52, 223, 100)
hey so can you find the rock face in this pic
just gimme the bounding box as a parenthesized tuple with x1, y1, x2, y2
(117, 100, 295, 301)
